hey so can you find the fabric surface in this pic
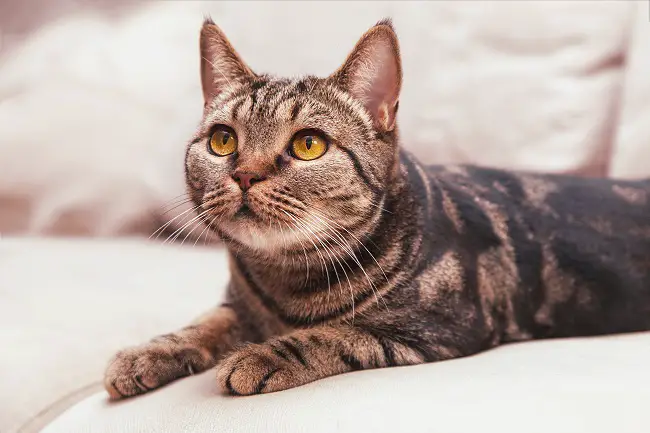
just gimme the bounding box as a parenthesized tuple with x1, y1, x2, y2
(43, 331, 650, 433)
(0, 238, 228, 433)
(0, 0, 636, 236)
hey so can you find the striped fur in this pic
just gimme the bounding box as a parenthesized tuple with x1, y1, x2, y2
(105, 18, 650, 399)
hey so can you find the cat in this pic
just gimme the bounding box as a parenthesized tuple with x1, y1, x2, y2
(104, 17, 650, 398)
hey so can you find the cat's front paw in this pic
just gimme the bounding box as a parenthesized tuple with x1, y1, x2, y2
(216, 339, 309, 395)
(104, 342, 212, 399)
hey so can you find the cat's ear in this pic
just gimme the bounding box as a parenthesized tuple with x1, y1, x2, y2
(200, 17, 255, 106)
(331, 19, 402, 132)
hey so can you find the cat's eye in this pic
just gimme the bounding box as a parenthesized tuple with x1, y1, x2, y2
(208, 126, 238, 156)
(290, 130, 328, 161)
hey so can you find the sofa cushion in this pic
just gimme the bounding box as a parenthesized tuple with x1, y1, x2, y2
(42, 331, 650, 433)
(0, 238, 228, 433)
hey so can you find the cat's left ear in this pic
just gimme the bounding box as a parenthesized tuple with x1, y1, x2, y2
(200, 18, 255, 106)
(331, 19, 402, 132)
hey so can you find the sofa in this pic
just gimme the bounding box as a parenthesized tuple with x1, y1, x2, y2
(2, 2, 650, 432)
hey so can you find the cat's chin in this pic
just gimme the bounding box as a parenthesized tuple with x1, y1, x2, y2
(218, 216, 327, 253)
(219, 222, 297, 252)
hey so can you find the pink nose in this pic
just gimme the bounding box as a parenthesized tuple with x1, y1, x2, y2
(232, 171, 266, 191)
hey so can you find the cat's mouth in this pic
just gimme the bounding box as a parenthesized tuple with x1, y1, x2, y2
(234, 203, 257, 220)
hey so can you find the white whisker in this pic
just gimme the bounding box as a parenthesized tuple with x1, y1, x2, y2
(307, 207, 390, 312)
(160, 199, 194, 216)
(194, 212, 216, 247)
(180, 208, 214, 246)
(311, 205, 389, 284)
(150, 204, 202, 241)
(202, 213, 222, 246)
(279, 218, 309, 285)
(284, 210, 352, 318)
(164, 208, 213, 245)
(304, 210, 383, 313)
(301, 217, 345, 307)
(281, 210, 330, 298)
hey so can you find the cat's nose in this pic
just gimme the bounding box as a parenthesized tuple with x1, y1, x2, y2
(232, 171, 266, 191)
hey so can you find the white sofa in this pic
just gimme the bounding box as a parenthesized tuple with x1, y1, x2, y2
(2, 2, 650, 432)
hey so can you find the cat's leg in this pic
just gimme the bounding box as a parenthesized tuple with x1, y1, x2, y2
(104, 305, 242, 399)
(216, 325, 453, 395)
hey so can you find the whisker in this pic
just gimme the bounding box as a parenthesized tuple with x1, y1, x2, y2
(313, 227, 351, 315)
(278, 218, 308, 283)
(202, 213, 222, 247)
(307, 207, 390, 312)
(300, 217, 344, 305)
(164, 208, 213, 245)
(180, 208, 214, 246)
(161, 192, 190, 207)
(281, 210, 330, 297)
(311, 205, 389, 285)
(366, 200, 393, 214)
(274, 217, 294, 271)
(150, 204, 202, 241)
(160, 199, 195, 216)
(284, 210, 351, 317)
(194, 212, 216, 247)
(303, 210, 380, 313)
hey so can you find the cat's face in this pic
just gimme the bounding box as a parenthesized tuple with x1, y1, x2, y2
(185, 19, 401, 252)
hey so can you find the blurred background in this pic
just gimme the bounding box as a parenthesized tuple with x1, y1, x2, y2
(1, 0, 649, 239)
(2, 2, 650, 433)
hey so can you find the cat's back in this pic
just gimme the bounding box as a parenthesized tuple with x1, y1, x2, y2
(408, 158, 650, 338)
(424, 163, 650, 240)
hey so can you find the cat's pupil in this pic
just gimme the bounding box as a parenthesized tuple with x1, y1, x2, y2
(305, 136, 313, 150)
(222, 133, 230, 145)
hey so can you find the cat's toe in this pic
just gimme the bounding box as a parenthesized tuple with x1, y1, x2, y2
(104, 345, 207, 400)
(216, 344, 298, 396)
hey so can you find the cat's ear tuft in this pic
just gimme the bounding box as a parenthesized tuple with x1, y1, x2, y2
(374, 18, 395, 31)
(200, 19, 254, 106)
(331, 19, 402, 132)
(203, 15, 215, 26)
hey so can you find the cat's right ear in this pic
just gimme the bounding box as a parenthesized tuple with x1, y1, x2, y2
(200, 17, 254, 106)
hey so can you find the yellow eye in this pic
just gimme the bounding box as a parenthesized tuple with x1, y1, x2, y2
(208, 127, 237, 156)
(290, 131, 328, 161)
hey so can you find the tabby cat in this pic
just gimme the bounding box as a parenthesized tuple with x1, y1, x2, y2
(105, 18, 650, 398)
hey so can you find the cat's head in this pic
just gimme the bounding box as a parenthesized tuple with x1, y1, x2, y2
(185, 18, 402, 252)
